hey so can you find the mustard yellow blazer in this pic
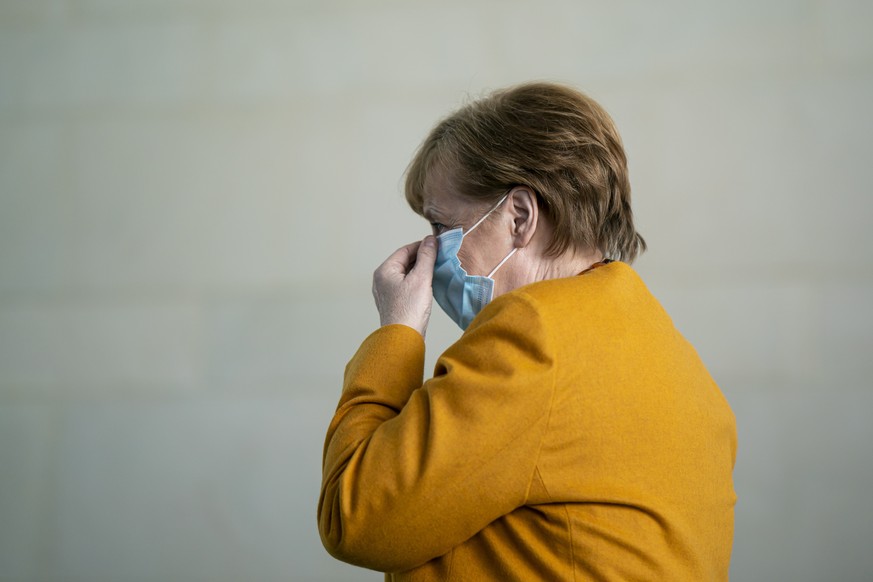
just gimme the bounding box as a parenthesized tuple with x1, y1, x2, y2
(319, 262, 737, 581)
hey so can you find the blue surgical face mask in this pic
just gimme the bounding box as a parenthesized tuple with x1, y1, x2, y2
(432, 194, 518, 330)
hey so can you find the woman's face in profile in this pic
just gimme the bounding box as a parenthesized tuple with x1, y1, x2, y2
(421, 170, 513, 279)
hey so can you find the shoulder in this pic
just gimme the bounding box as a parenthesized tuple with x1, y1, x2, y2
(465, 262, 672, 347)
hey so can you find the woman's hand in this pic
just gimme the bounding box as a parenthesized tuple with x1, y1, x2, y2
(372, 236, 437, 337)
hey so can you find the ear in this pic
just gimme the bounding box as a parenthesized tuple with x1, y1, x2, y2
(506, 186, 538, 249)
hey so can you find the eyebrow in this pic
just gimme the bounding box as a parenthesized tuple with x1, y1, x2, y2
(422, 207, 443, 222)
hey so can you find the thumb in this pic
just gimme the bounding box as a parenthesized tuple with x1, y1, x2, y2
(411, 235, 437, 275)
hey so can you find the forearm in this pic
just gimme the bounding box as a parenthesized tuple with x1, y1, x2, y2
(318, 324, 426, 569)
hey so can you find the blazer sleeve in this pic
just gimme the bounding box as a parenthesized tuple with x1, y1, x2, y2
(317, 292, 556, 573)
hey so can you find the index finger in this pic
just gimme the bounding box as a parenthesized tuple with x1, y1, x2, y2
(383, 240, 423, 273)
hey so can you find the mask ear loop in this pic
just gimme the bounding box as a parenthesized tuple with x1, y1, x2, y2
(487, 247, 518, 278)
(461, 192, 518, 277)
(462, 194, 510, 238)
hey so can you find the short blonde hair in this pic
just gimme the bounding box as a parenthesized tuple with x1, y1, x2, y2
(404, 82, 646, 262)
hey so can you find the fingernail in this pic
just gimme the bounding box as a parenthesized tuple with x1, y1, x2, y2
(424, 236, 435, 248)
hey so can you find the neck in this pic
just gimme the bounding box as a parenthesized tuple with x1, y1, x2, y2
(495, 247, 605, 297)
(535, 248, 605, 280)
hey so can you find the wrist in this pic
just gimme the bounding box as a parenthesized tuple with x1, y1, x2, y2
(380, 316, 427, 338)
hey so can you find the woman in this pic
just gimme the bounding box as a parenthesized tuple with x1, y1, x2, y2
(318, 82, 736, 581)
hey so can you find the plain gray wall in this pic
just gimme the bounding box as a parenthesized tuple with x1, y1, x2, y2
(1, 1, 872, 580)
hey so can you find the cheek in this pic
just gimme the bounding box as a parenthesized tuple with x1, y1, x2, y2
(456, 247, 479, 274)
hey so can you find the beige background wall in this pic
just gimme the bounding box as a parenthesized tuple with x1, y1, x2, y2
(1, 1, 872, 580)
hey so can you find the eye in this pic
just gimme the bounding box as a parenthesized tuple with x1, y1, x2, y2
(430, 222, 447, 235)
